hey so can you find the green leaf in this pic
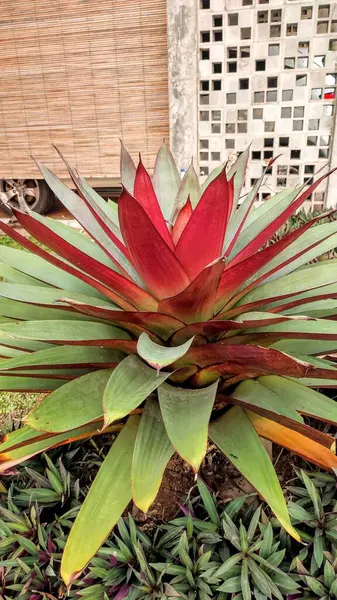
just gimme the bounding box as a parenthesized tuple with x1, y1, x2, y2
(137, 332, 194, 371)
(158, 380, 218, 471)
(209, 407, 300, 541)
(0, 244, 103, 298)
(218, 576, 242, 593)
(26, 369, 114, 432)
(258, 376, 337, 426)
(241, 559, 251, 600)
(305, 576, 327, 596)
(120, 141, 136, 192)
(132, 399, 174, 512)
(171, 161, 200, 217)
(259, 523, 273, 559)
(197, 478, 221, 527)
(0, 320, 130, 343)
(232, 379, 303, 424)
(0, 346, 123, 372)
(61, 416, 140, 585)
(301, 471, 324, 521)
(152, 143, 180, 221)
(103, 355, 171, 428)
(238, 263, 337, 307)
(227, 146, 250, 209)
(324, 560, 335, 589)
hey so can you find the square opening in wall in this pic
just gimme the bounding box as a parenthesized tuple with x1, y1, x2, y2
(228, 13, 238, 25)
(301, 6, 312, 19)
(287, 23, 298, 35)
(268, 43, 279, 55)
(284, 57, 295, 69)
(200, 167, 209, 176)
(201, 49, 210, 60)
(318, 5, 330, 18)
(211, 110, 221, 120)
(267, 90, 277, 102)
(200, 94, 209, 105)
(200, 152, 209, 161)
(253, 108, 263, 118)
(200, 81, 210, 91)
(227, 93, 236, 104)
(309, 118, 319, 129)
(279, 137, 289, 147)
(242, 0, 253, 5)
(324, 87, 336, 99)
(298, 41, 309, 54)
(254, 91, 265, 102)
(200, 111, 209, 121)
(293, 120, 303, 130)
(277, 165, 287, 175)
(213, 62, 222, 73)
(252, 151, 261, 159)
(238, 122, 247, 133)
(212, 80, 222, 90)
(264, 121, 275, 131)
(213, 30, 223, 41)
(329, 39, 337, 50)
(319, 148, 329, 158)
(240, 46, 250, 57)
(282, 89, 293, 101)
(213, 15, 223, 27)
(228, 47, 237, 58)
(294, 106, 304, 117)
(228, 62, 237, 72)
(277, 178, 287, 187)
(262, 193, 271, 200)
(212, 123, 221, 133)
(226, 123, 235, 133)
(297, 57, 309, 68)
(200, 0, 210, 8)
(331, 21, 337, 32)
(296, 74, 307, 86)
(320, 135, 330, 146)
(256, 59, 266, 71)
(200, 31, 210, 43)
(211, 152, 221, 161)
(313, 55, 325, 68)
(326, 73, 337, 85)
(241, 27, 251, 39)
(264, 138, 274, 147)
(226, 139, 235, 149)
(304, 165, 315, 174)
(311, 88, 323, 99)
(264, 150, 273, 158)
(271, 9, 282, 21)
(291, 149, 301, 159)
(257, 10, 268, 23)
(317, 21, 328, 33)
(239, 78, 249, 89)
(307, 136, 318, 146)
(267, 76, 278, 88)
(238, 109, 248, 120)
(281, 107, 292, 118)
(289, 165, 300, 175)
(200, 139, 209, 149)
(270, 25, 281, 37)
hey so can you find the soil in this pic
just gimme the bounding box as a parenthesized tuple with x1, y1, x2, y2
(132, 443, 301, 529)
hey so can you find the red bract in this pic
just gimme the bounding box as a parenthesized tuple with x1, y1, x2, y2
(0, 143, 337, 586)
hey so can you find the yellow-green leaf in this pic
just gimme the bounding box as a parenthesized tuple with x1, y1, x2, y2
(61, 416, 139, 585)
(137, 332, 194, 371)
(158, 381, 218, 471)
(209, 406, 300, 541)
(132, 399, 174, 512)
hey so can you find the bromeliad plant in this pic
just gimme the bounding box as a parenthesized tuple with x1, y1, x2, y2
(1, 144, 337, 582)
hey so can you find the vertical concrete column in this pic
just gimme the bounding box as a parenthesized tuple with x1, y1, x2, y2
(166, 0, 198, 171)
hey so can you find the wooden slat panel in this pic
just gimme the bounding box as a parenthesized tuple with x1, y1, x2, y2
(0, 0, 169, 179)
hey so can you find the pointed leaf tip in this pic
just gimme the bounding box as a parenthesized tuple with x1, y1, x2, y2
(137, 332, 194, 371)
